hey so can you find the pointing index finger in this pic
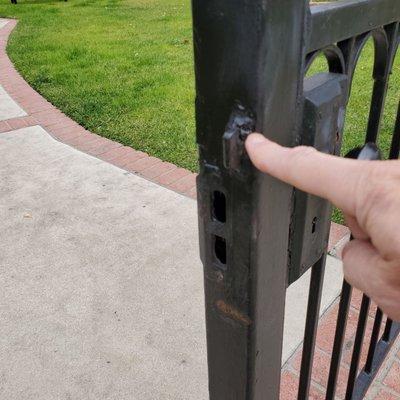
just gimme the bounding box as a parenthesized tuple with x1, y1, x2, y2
(245, 133, 367, 215)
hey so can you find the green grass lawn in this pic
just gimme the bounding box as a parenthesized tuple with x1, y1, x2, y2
(1, 0, 197, 170)
(0, 1, 398, 180)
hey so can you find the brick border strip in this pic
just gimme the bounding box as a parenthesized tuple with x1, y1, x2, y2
(0, 18, 349, 251)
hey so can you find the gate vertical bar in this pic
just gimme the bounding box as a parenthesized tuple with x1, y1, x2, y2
(298, 256, 327, 399)
(192, 1, 309, 399)
(326, 281, 353, 400)
(389, 102, 400, 160)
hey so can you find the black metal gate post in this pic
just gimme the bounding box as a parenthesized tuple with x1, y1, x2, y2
(192, 1, 309, 399)
(192, 1, 400, 399)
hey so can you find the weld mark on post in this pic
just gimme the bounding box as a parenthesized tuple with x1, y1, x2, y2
(216, 300, 252, 326)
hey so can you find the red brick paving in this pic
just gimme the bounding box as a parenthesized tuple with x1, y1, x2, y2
(168, 173, 197, 193)
(374, 390, 400, 400)
(140, 161, 177, 180)
(328, 222, 350, 254)
(314, 303, 359, 354)
(383, 361, 400, 395)
(154, 167, 192, 187)
(291, 347, 350, 398)
(124, 155, 161, 173)
(0, 119, 10, 132)
(1, 18, 397, 399)
(283, 286, 400, 399)
(99, 146, 134, 163)
(280, 371, 325, 400)
(108, 149, 147, 169)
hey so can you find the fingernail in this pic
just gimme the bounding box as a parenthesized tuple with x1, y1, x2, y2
(246, 133, 267, 147)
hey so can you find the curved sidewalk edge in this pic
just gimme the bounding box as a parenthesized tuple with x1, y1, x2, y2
(0, 19, 197, 196)
(0, 18, 349, 252)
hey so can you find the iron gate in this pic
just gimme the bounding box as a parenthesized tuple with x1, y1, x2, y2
(192, 0, 400, 399)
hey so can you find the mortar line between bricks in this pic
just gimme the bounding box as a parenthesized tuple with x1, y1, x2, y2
(283, 366, 328, 396)
(140, 164, 177, 180)
(169, 171, 192, 184)
(329, 234, 351, 259)
(283, 364, 301, 377)
(382, 387, 400, 398)
(0, 113, 27, 122)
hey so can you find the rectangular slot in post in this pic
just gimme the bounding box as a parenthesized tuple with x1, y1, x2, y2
(212, 191, 226, 223)
(214, 235, 227, 266)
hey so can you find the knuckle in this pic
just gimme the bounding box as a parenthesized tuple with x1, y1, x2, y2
(357, 166, 398, 223)
(375, 260, 400, 319)
(367, 183, 390, 208)
(365, 164, 399, 198)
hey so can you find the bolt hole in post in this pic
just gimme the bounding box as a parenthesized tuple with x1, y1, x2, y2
(311, 217, 317, 234)
(212, 191, 226, 223)
(214, 236, 227, 265)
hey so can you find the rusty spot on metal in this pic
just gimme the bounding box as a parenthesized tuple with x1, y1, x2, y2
(216, 300, 252, 326)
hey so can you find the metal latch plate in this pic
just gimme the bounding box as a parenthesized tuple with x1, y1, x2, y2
(288, 73, 347, 285)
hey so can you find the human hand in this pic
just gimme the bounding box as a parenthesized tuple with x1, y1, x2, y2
(245, 133, 400, 321)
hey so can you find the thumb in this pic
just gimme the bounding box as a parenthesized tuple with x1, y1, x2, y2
(342, 239, 400, 321)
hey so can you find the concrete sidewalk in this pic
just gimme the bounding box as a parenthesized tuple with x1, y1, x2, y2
(0, 126, 345, 400)
(1, 126, 208, 400)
